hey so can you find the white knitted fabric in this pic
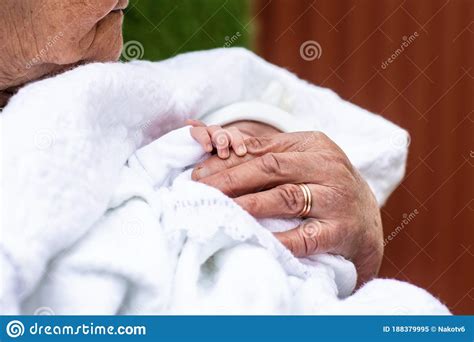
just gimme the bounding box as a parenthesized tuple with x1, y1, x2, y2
(17, 127, 355, 314)
(0, 48, 449, 314)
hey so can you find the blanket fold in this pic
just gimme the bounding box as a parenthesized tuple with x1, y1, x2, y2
(1, 48, 448, 315)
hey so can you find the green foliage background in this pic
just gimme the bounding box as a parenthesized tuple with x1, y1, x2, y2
(122, 0, 252, 61)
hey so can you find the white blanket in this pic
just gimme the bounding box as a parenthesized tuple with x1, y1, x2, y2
(0, 48, 449, 314)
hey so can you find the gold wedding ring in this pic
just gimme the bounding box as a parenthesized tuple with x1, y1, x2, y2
(297, 183, 312, 218)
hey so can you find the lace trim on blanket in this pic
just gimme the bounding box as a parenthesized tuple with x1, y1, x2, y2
(158, 181, 327, 280)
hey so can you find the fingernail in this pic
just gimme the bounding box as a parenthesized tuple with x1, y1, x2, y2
(219, 149, 229, 159)
(206, 144, 213, 152)
(237, 145, 247, 156)
(194, 166, 210, 179)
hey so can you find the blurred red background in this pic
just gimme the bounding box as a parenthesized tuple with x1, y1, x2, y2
(254, 0, 473, 314)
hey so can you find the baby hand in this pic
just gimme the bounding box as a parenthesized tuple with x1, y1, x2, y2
(186, 119, 247, 159)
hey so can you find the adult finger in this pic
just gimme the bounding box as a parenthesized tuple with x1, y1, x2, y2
(200, 152, 304, 197)
(198, 151, 345, 197)
(274, 219, 342, 257)
(190, 126, 212, 152)
(193, 132, 335, 180)
(242, 131, 336, 155)
(234, 183, 335, 219)
(192, 135, 285, 180)
(192, 152, 254, 180)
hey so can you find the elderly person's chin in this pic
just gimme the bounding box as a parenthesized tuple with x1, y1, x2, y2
(0, 0, 127, 108)
(4, 12, 124, 90)
(76, 11, 125, 62)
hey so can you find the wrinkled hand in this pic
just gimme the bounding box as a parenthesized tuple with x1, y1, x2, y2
(192, 131, 383, 285)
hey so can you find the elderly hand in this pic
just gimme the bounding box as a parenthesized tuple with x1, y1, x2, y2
(192, 130, 383, 285)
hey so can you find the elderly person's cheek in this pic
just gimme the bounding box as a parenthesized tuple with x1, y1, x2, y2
(80, 11, 125, 62)
(50, 1, 127, 64)
(0, 0, 127, 96)
(76, 0, 129, 62)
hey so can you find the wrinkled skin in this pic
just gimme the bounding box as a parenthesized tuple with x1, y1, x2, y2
(194, 125, 384, 286)
(0, 0, 128, 106)
(1, 1, 384, 286)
